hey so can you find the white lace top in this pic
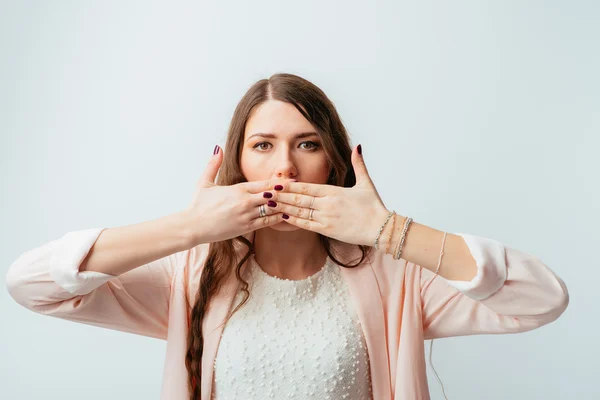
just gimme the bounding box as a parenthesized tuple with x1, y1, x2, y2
(212, 253, 373, 400)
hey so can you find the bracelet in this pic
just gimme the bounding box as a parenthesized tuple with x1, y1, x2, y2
(435, 232, 447, 274)
(385, 212, 397, 256)
(374, 210, 395, 250)
(392, 216, 406, 259)
(394, 217, 413, 260)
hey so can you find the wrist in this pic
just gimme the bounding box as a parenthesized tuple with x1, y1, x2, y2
(177, 208, 202, 249)
(375, 210, 406, 256)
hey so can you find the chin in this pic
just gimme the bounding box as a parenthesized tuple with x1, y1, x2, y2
(267, 220, 301, 231)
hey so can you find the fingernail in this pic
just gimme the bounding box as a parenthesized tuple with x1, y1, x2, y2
(282, 214, 290, 219)
(274, 185, 283, 191)
(267, 201, 277, 207)
(263, 192, 273, 198)
(213, 145, 219, 155)
(357, 144, 362, 156)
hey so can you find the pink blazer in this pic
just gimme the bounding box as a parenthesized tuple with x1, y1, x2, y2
(5, 228, 569, 399)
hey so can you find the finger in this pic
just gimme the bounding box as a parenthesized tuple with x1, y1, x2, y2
(267, 201, 318, 222)
(247, 190, 282, 208)
(241, 178, 291, 194)
(267, 191, 319, 209)
(351, 144, 372, 185)
(248, 205, 284, 229)
(199, 145, 223, 186)
(277, 212, 325, 234)
(245, 196, 282, 217)
(243, 199, 281, 221)
(270, 181, 327, 197)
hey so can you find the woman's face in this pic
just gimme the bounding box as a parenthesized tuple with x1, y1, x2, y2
(240, 99, 330, 231)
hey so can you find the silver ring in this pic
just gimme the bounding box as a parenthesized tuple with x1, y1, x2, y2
(259, 204, 266, 218)
(308, 196, 316, 220)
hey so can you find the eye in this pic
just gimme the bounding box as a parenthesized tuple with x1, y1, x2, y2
(300, 141, 320, 150)
(254, 142, 271, 151)
(252, 141, 321, 151)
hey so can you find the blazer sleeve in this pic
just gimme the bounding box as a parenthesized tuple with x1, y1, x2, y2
(5, 227, 191, 340)
(420, 232, 569, 340)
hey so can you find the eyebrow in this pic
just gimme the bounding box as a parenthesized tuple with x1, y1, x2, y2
(246, 132, 319, 142)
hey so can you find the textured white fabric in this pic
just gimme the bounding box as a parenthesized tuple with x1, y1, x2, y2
(212, 253, 373, 400)
(446, 232, 508, 300)
(48, 228, 116, 295)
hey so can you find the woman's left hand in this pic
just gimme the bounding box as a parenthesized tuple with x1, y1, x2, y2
(268, 145, 392, 247)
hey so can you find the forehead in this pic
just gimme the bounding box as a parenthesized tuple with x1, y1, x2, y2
(245, 100, 314, 138)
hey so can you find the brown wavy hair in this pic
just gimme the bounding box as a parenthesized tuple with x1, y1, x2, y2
(184, 72, 374, 399)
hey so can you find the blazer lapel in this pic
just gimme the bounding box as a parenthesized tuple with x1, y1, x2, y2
(200, 239, 249, 399)
(335, 241, 392, 400)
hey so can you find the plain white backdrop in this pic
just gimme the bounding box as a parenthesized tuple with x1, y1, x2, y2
(1, 1, 596, 399)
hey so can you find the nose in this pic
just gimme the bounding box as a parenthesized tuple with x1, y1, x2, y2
(274, 168, 297, 180)
(271, 147, 299, 181)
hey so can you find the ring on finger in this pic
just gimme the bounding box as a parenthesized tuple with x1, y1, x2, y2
(308, 195, 316, 220)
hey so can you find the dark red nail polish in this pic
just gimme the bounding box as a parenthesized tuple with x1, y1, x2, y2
(357, 144, 362, 155)
(274, 185, 283, 191)
(282, 214, 289, 219)
(263, 192, 273, 198)
(267, 201, 277, 207)
(213, 145, 219, 155)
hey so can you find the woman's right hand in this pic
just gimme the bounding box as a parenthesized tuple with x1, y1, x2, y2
(183, 145, 287, 246)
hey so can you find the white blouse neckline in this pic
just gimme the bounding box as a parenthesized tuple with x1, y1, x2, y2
(249, 253, 332, 284)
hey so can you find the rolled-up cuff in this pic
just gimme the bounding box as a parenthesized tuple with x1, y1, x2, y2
(49, 228, 117, 295)
(444, 232, 508, 301)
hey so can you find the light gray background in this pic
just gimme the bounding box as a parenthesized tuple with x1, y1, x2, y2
(1, 1, 596, 399)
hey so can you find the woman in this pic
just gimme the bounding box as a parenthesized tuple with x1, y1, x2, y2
(6, 73, 569, 400)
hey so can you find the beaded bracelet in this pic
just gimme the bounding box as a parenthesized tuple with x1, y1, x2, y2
(385, 212, 397, 255)
(375, 210, 449, 274)
(392, 215, 405, 258)
(393, 216, 413, 260)
(374, 210, 395, 250)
